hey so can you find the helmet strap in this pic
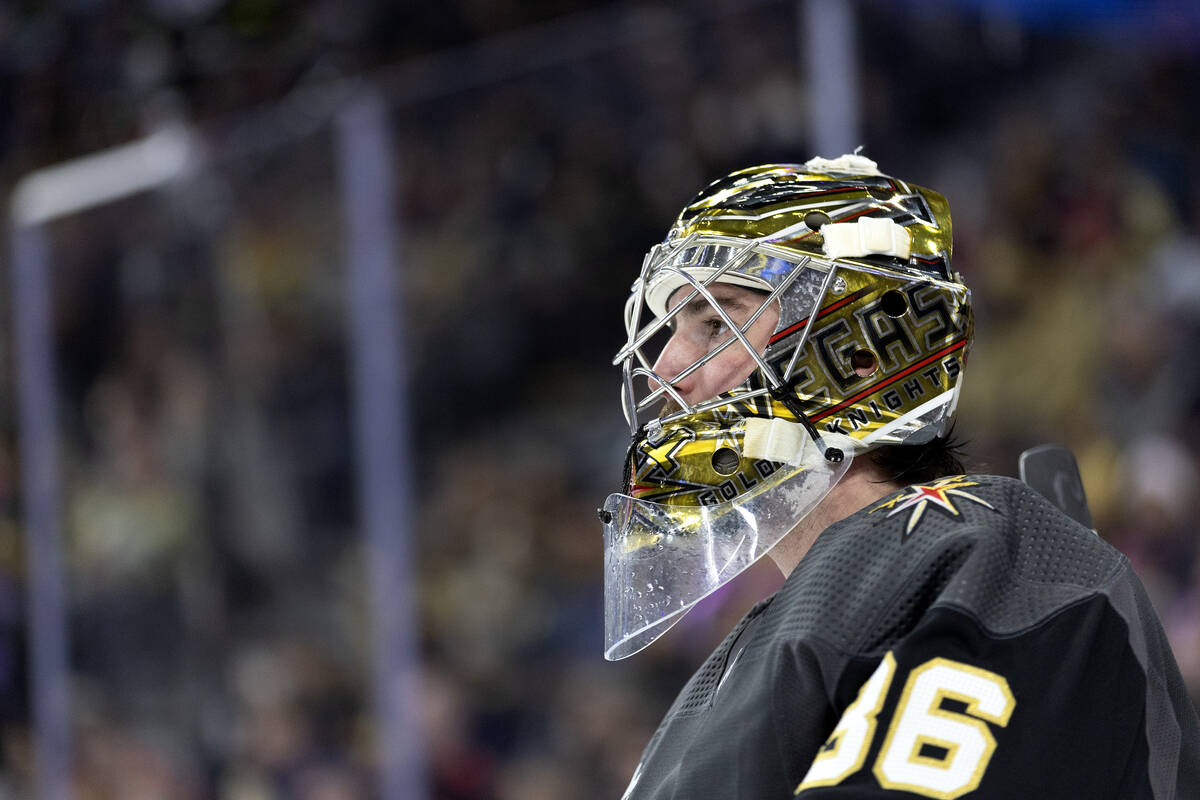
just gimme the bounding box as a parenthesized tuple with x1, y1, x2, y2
(620, 425, 647, 496)
(768, 384, 845, 464)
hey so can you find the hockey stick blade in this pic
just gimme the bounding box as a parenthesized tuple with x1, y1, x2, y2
(1018, 444, 1094, 530)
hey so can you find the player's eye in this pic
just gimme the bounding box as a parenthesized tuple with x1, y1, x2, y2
(706, 317, 728, 339)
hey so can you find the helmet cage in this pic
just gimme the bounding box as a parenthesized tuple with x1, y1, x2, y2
(615, 231, 842, 437)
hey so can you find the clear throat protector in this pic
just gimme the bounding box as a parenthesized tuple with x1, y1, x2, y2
(602, 435, 851, 660)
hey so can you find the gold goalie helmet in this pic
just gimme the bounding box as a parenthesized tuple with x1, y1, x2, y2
(602, 154, 973, 660)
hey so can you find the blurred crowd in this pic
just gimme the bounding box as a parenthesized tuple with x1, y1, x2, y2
(1, 0, 1198, 798)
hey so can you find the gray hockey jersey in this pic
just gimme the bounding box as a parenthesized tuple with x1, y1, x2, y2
(621, 475, 1200, 799)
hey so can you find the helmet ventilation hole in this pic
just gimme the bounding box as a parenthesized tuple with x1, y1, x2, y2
(711, 447, 740, 476)
(851, 349, 878, 377)
(880, 290, 908, 317)
(804, 211, 831, 230)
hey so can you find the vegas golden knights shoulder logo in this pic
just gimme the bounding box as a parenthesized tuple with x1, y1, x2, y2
(870, 477, 996, 538)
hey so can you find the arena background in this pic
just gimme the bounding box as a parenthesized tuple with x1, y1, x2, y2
(1, 1, 1198, 797)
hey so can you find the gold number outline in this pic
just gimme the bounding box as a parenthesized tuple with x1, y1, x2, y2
(796, 652, 897, 791)
(872, 657, 1016, 799)
(795, 654, 1016, 798)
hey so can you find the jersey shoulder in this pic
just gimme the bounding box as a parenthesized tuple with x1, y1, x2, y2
(856, 472, 1124, 584)
(768, 473, 1128, 655)
(937, 473, 1123, 578)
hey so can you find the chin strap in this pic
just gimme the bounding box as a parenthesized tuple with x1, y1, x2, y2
(619, 427, 644, 497)
(599, 428, 645, 526)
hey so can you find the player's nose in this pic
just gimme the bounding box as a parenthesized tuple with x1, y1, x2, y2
(650, 332, 700, 404)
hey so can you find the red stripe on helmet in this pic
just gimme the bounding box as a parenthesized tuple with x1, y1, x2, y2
(768, 288, 871, 345)
(809, 338, 967, 423)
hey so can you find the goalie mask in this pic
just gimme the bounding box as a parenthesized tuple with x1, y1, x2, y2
(602, 154, 973, 660)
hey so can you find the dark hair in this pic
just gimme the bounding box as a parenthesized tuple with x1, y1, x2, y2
(869, 430, 969, 485)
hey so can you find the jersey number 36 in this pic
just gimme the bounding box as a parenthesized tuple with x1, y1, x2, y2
(796, 653, 1016, 799)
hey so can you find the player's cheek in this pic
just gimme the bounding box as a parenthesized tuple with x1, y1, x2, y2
(713, 348, 758, 396)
